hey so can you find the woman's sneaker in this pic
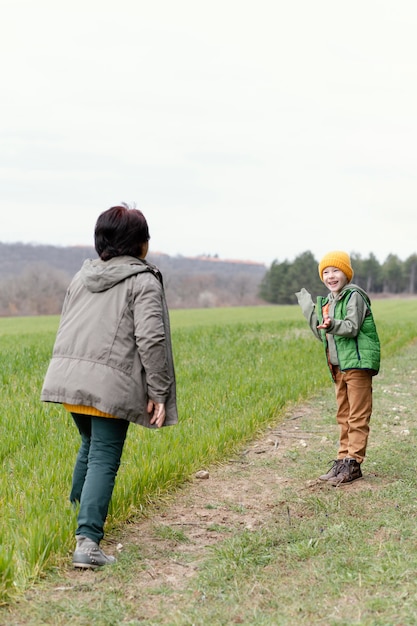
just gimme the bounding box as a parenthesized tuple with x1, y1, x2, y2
(72, 535, 117, 569)
(327, 458, 362, 486)
(318, 459, 344, 481)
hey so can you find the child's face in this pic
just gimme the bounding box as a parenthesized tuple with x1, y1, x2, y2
(322, 266, 349, 294)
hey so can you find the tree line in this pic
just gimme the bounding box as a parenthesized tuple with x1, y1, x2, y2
(2, 243, 416, 316)
(0, 243, 266, 316)
(259, 251, 417, 304)
(0, 265, 265, 317)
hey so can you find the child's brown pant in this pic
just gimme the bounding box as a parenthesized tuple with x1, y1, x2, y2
(333, 367, 373, 463)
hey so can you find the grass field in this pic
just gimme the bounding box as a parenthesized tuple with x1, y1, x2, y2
(1, 301, 416, 610)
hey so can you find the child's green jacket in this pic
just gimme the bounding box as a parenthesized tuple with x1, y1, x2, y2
(296, 283, 380, 375)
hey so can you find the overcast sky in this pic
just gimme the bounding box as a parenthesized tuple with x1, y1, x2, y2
(1, 0, 416, 267)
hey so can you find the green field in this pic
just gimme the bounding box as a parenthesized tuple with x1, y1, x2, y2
(1, 301, 417, 606)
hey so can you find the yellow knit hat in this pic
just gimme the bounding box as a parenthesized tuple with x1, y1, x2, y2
(318, 251, 354, 282)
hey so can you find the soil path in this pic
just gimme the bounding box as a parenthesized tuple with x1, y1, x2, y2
(48, 394, 367, 620)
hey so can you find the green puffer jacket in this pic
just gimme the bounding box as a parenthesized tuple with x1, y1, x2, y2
(317, 287, 380, 374)
(41, 256, 178, 428)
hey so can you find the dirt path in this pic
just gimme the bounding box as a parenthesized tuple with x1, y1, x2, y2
(43, 395, 369, 620)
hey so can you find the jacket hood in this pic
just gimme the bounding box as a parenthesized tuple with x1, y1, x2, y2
(330, 283, 371, 306)
(80, 256, 155, 293)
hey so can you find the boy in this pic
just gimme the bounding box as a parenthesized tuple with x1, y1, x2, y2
(296, 251, 380, 486)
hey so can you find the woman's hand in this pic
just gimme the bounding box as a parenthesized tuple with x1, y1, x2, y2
(147, 400, 166, 428)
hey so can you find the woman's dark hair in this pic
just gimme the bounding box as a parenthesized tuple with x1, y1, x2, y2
(95, 203, 150, 261)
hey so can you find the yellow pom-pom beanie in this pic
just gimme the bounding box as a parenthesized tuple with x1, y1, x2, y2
(318, 251, 354, 282)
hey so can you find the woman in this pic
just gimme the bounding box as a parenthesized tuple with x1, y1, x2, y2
(41, 204, 178, 568)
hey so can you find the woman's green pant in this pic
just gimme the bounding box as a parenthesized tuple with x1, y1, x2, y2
(70, 413, 130, 544)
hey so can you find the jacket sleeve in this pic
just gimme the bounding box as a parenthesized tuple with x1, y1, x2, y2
(327, 291, 368, 337)
(132, 273, 171, 403)
(295, 288, 321, 340)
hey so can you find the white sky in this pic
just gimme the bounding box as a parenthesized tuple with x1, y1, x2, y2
(1, 0, 416, 266)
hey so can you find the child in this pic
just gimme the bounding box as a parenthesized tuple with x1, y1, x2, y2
(296, 251, 380, 486)
(41, 204, 178, 567)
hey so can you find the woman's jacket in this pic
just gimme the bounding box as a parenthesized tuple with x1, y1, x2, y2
(41, 256, 178, 428)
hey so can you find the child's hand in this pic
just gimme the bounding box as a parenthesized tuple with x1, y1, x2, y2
(295, 288, 313, 306)
(317, 316, 332, 330)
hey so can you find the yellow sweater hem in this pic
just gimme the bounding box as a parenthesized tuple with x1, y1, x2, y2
(63, 403, 118, 419)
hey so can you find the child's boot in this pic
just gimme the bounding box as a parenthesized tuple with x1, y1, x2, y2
(327, 458, 362, 486)
(318, 459, 344, 481)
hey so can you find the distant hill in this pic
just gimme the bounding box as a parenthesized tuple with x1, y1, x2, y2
(0, 242, 266, 280)
(0, 242, 98, 278)
(0, 242, 267, 314)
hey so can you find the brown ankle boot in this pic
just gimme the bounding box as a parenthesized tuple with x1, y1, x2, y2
(327, 458, 362, 486)
(318, 459, 344, 481)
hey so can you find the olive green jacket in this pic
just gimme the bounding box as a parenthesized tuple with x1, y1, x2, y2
(41, 256, 178, 427)
(296, 283, 380, 375)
